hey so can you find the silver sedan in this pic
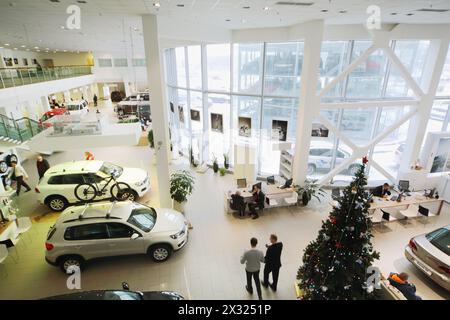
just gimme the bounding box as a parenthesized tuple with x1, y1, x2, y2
(405, 225, 450, 291)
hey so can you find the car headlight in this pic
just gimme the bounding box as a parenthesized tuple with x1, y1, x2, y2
(170, 227, 186, 240)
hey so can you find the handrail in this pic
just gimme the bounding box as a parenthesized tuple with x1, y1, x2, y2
(0, 64, 93, 70)
(0, 114, 43, 143)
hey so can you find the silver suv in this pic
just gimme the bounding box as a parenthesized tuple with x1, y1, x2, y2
(45, 201, 188, 273)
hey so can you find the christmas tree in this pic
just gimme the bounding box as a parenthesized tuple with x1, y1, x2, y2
(297, 156, 380, 300)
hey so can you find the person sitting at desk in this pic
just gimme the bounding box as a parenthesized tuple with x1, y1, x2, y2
(372, 183, 391, 197)
(230, 191, 246, 217)
(248, 185, 265, 220)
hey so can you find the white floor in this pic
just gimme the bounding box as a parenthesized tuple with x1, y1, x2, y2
(0, 103, 448, 300)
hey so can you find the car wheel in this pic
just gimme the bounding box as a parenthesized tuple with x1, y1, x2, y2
(148, 244, 172, 262)
(0, 161, 8, 174)
(47, 196, 68, 211)
(59, 255, 84, 273)
(307, 163, 316, 175)
(348, 164, 361, 176)
(120, 189, 138, 202)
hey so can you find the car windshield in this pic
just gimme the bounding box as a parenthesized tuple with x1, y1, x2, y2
(103, 291, 142, 300)
(426, 228, 450, 255)
(127, 204, 156, 233)
(99, 162, 123, 178)
(67, 104, 80, 111)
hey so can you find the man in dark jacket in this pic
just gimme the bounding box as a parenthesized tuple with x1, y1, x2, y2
(230, 191, 246, 217)
(388, 272, 422, 300)
(372, 183, 391, 197)
(36, 155, 50, 180)
(248, 185, 265, 220)
(262, 234, 283, 291)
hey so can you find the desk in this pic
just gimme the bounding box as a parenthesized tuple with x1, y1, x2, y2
(225, 184, 296, 213)
(0, 221, 18, 247)
(369, 193, 444, 215)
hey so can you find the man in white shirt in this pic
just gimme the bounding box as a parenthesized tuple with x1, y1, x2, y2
(9, 160, 31, 196)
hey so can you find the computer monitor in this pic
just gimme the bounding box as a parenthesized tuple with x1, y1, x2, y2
(267, 176, 275, 185)
(252, 182, 262, 191)
(237, 178, 247, 189)
(284, 178, 293, 188)
(398, 180, 410, 192)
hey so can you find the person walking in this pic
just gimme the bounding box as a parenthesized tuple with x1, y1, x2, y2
(262, 234, 283, 291)
(93, 94, 98, 107)
(9, 160, 31, 196)
(84, 151, 94, 160)
(36, 155, 50, 180)
(240, 237, 265, 300)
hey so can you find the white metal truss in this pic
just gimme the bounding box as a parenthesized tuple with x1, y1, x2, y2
(315, 32, 439, 186)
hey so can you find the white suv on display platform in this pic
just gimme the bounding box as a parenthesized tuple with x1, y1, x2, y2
(36, 161, 150, 211)
(45, 201, 188, 272)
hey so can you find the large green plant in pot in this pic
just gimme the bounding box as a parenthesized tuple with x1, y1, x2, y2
(296, 179, 325, 206)
(212, 156, 219, 173)
(170, 170, 195, 213)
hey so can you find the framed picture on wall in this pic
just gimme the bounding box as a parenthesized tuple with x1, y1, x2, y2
(3, 57, 13, 67)
(272, 120, 288, 141)
(170, 102, 174, 113)
(211, 113, 223, 133)
(238, 116, 252, 137)
(190, 109, 200, 121)
(23, 58, 28, 66)
(178, 105, 185, 123)
(311, 123, 329, 137)
(13, 58, 18, 65)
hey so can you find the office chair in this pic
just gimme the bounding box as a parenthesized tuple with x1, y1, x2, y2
(380, 209, 397, 232)
(418, 205, 435, 226)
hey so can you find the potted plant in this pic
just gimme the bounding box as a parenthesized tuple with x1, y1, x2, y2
(223, 153, 229, 169)
(212, 156, 219, 173)
(219, 167, 227, 176)
(296, 179, 326, 206)
(170, 170, 195, 213)
(147, 129, 154, 148)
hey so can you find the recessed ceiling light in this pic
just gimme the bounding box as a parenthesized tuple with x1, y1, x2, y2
(339, 10, 347, 13)
(63, 50, 67, 52)
(77, 0, 87, 3)
(176, 4, 184, 7)
(225, 19, 231, 22)
(243, 6, 250, 9)
(49, 0, 60, 2)
(390, 12, 398, 15)
(133, 27, 139, 31)
(45, 51, 49, 53)
(4, 43, 10, 46)
(45, 48, 49, 50)
(21, 45, 26, 48)
(34, 46, 39, 49)
(263, 6, 269, 11)
(36, 49, 40, 52)
(406, 13, 414, 16)
(321, 9, 328, 12)
(153, 2, 160, 8)
(13, 48, 18, 50)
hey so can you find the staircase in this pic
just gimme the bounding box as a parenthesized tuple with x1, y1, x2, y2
(0, 114, 43, 146)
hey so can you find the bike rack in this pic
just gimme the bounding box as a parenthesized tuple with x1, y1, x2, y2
(106, 200, 117, 219)
(78, 203, 90, 220)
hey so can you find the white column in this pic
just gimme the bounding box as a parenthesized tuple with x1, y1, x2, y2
(292, 20, 324, 185)
(399, 39, 449, 171)
(41, 95, 51, 111)
(142, 14, 172, 208)
(63, 90, 71, 104)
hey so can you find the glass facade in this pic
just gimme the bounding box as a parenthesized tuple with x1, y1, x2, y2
(165, 39, 446, 182)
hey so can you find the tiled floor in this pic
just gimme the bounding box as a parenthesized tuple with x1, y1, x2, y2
(0, 103, 449, 300)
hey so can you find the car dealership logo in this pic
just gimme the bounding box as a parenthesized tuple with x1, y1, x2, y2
(366, 5, 381, 30)
(66, 265, 81, 290)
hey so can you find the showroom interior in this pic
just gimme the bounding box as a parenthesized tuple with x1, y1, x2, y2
(0, 0, 449, 301)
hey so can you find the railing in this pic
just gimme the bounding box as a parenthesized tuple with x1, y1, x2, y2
(0, 65, 92, 89)
(0, 114, 43, 143)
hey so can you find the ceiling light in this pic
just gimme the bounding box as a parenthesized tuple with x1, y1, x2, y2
(13, 48, 18, 50)
(243, 6, 250, 9)
(133, 27, 139, 31)
(263, 6, 269, 11)
(45, 51, 49, 53)
(275, 1, 314, 6)
(34, 46, 39, 49)
(60, 26, 65, 29)
(321, 9, 328, 12)
(36, 49, 41, 52)
(26, 49, 30, 51)
(4, 43, 10, 46)
(390, 12, 398, 15)
(417, 8, 449, 12)
(176, 4, 184, 7)
(339, 10, 347, 13)
(406, 13, 414, 16)
(45, 48, 49, 50)
(53, 51, 57, 53)
(63, 50, 67, 52)
(39, 39, 42, 42)
(21, 45, 26, 48)
(77, 0, 87, 3)
(153, 2, 160, 8)
(225, 19, 231, 22)
(50, 0, 60, 2)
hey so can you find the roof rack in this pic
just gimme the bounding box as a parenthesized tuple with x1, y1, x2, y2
(106, 201, 117, 219)
(78, 203, 90, 220)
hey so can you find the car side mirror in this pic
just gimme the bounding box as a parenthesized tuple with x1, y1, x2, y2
(130, 233, 139, 240)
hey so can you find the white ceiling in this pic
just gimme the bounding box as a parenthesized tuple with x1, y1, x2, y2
(0, 0, 449, 55)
